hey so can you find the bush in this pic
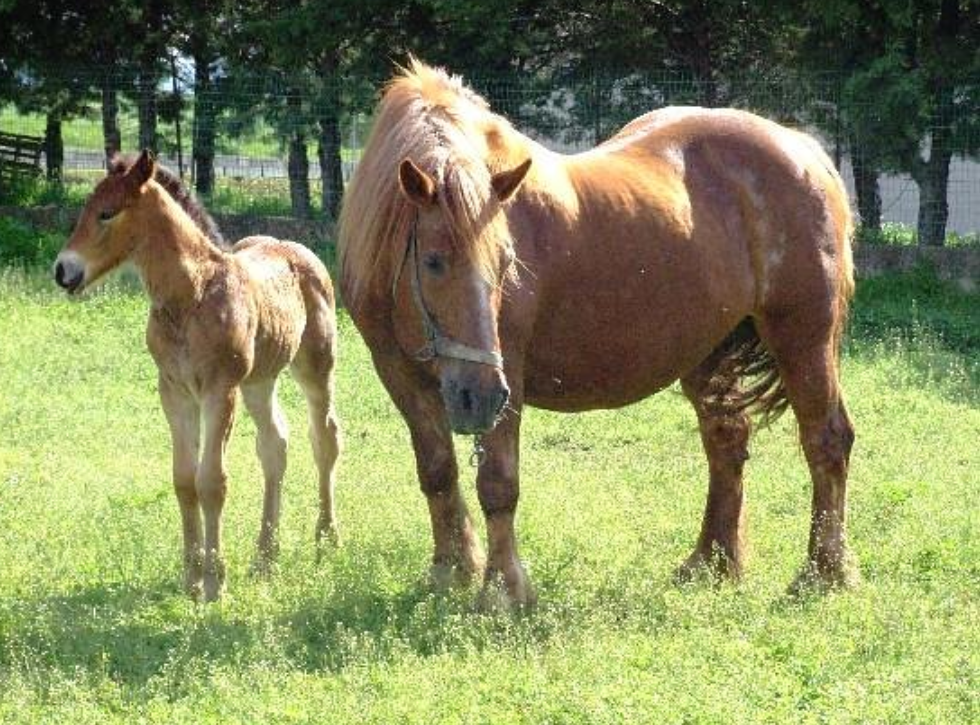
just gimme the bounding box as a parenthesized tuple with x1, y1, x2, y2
(0, 216, 64, 267)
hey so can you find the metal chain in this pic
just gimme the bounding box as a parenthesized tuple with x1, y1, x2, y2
(469, 436, 487, 468)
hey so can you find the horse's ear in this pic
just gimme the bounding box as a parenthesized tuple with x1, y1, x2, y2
(491, 158, 532, 202)
(398, 158, 436, 206)
(107, 153, 127, 176)
(126, 149, 156, 190)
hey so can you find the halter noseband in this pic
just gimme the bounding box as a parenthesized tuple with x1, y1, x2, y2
(393, 212, 504, 369)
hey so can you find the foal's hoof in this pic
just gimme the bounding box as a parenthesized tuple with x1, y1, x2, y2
(315, 523, 341, 561)
(788, 555, 861, 596)
(183, 550, 205, 601)
(673, 548, 742, 586)
(202, 552, 227, 602)
(475, 566, 536, 613)
(249, 555, 278, 580)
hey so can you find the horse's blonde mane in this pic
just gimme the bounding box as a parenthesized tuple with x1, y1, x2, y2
(338, 58, 529, 305)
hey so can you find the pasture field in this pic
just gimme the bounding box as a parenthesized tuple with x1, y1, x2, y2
(0, 267, 977, 723)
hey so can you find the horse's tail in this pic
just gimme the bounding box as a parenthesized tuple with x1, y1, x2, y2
(710, 318, 789, 426)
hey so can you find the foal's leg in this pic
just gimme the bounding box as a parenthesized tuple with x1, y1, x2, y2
(159, 374, 203, 598)
(241, 379, 288, 573)
(759, 322, 858, 590)
(197, 385, 238, 601)
(373, 355, 484, 587)
(291, 360, 341, 550)
(676, 361, 751, 582)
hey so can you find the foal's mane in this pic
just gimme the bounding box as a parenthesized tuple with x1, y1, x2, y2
(109, 154, 228, 249)
(338, 58, 531, 304)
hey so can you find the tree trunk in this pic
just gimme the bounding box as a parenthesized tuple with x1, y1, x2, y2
(915, 83, 954, 247)
(44, 110, 63, 184)
(137, 64, 159, 153)
(317, 117, 344, 222)
(850, 138, 881, 234)
(317, 70, 344, 222)
(285, 90, 312, 219)
(192, 53, 217, 196)
(101, 77, 121, 166)
(288, 134, 312, 219)
(915, 144, 952, 247)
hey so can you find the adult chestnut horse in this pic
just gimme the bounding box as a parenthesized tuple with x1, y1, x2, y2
(339, 60, 856, 607)
(54, 151, 341, 601)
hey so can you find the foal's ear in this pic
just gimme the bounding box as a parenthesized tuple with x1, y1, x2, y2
(126, 148, 156, 190)
(398, 158, 437, 206)
(491, 158, 532, 202)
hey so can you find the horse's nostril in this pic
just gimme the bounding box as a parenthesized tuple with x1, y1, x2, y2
(54, 261, 65, 286)
(460, 387, 474, 413)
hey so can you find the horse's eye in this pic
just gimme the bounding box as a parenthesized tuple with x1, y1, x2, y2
(422, 252, 446, 276)
(98, 209, 117, 222)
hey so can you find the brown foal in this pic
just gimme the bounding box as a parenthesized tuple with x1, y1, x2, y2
(55, 151, 341, 601)
(339, 60, 857, 608)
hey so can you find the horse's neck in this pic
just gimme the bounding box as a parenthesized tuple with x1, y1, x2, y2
(131, 187, 226, 313)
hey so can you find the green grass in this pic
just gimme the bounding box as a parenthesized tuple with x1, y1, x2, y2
(0, 267, 977, 723)
(1, 174, 329, 218)
(858, 221, 980, 248)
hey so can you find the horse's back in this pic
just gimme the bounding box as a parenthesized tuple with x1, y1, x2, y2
(232, 235, 336, 381)
(598, 106, 853, 306)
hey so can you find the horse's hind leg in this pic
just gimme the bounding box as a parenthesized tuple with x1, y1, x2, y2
(677, 351, 751, 582)
(291, 339, 341, 551)
(758, 320, 858, 591)
(241, 379, 289, 574)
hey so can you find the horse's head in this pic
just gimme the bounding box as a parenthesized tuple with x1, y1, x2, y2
(54, 149, 156, 294)
(395, 155, 531, 434)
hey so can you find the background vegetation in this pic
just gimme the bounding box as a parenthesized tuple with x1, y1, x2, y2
(1, 0, 978, 243)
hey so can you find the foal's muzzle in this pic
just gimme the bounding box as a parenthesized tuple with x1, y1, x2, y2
(441, 375, 510, 435)
(53, 255, 85, 294)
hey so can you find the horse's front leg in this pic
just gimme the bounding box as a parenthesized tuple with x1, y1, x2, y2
(197, 385, 238, 601)
(476, 395, 533, 610)
(159, 374, 203, 598)
(373, 354, 485, 588)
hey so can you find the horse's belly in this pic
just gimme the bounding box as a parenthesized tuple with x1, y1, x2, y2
(523, 339, 691, 411)
(521, 288, 746, 412)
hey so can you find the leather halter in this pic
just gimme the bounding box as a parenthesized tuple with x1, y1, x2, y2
(392, 212, 504, 369)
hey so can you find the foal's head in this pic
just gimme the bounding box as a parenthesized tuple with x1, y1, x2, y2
(395, 154, 532, 434)
(53, 149, 157, 294)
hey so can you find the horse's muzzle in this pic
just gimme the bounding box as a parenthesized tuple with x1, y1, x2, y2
(441, 375, 510, 435)
(53, 254, 85, 294)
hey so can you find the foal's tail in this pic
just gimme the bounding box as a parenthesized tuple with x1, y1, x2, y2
(711, 318, 789, 426)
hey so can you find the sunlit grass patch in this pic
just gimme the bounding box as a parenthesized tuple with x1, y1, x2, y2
(0, 268, 977, 723)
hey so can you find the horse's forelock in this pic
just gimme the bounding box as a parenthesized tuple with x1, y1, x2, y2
(339, 61, 519, 304)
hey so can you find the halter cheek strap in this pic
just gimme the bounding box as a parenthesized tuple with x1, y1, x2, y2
(393, 213, 504, 369)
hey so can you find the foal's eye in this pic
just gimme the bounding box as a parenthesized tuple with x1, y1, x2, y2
(422, 252, 447, 276)
(98, 209, 117, 222)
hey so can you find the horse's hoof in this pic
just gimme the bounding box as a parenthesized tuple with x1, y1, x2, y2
(184, 580, 204, 602)
(788, 555, 861, 596)
(249, 555, 277, 580)
(202, 551, 227, 602)
(428, 559, 482, 592)
(475, 567, 536, 613)
(315, 524, 341, 560)
(673, 549, 742, 586)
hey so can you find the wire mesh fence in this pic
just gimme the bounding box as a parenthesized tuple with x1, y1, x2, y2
(1, 66, 977, 242)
